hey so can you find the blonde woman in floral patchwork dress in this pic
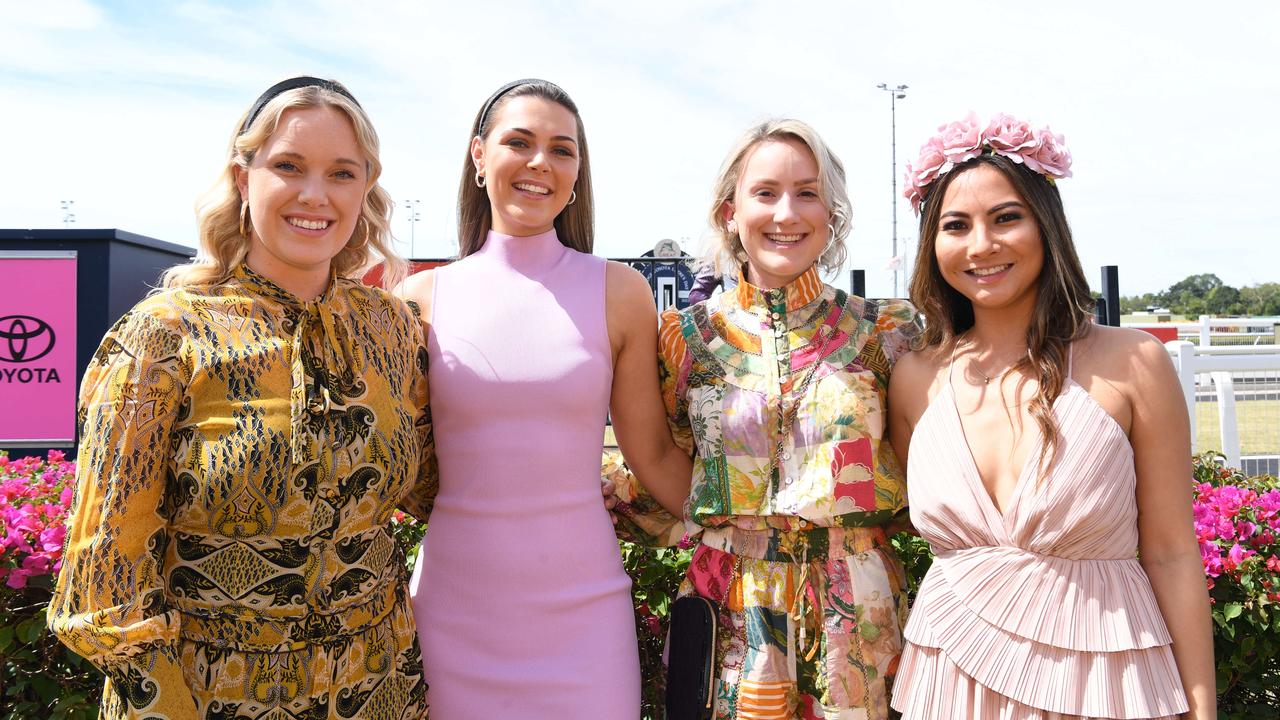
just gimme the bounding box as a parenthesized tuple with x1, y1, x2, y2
(614, 119, 922, 720)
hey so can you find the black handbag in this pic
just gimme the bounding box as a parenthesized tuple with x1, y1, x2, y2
(665, 595, 718, 720)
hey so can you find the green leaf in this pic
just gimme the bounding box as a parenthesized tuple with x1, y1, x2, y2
(1223, 602, 1244, 621)
(17, 617, 44, 644)
(0, 624, 13, 652)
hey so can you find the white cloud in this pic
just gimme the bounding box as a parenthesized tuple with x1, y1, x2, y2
(2, 0, 1278, 296)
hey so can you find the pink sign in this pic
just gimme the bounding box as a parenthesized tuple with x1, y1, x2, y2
(0, 254, 77, 445)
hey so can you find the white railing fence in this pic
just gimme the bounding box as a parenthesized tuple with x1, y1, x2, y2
(1166, 341, 1280, 476)
(1167, 316, 1279, 347)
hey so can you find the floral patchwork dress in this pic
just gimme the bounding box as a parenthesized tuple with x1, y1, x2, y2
(613, 267, 923, 720)
(48, 266, 433, 720)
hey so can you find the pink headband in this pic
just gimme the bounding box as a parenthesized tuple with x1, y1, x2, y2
(904, 112, 1072, 214)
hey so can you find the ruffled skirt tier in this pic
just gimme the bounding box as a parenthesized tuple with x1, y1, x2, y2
(891, 548, 1188, 719)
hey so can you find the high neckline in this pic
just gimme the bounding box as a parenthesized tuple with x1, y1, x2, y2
(234, 263, 338, 310)
(732, 265, 824, 317)
(475, 228, 568, 276)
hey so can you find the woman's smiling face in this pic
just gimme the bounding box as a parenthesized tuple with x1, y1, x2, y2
(473, 95, 580, 237)
(236, 105, 367, 296)
(934, 163, 1044, 315)
(725, 138, 831, 289)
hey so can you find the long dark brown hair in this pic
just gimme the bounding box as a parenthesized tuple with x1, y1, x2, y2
(910, 153, 1094, 470)
(456, 79, 594, 257)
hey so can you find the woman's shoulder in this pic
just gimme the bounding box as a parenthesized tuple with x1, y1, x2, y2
(603, 258, 647, 289)
(604, 260, 658, 315)
(337, 276, 424, 333)
(846, 296, 923, 360)
(392, 267, 438, 323)
(127, 286, 206, 331)
(859, 296, 921, 326)
(95, 289, 192, 362)
(1081, 325, 1177, 382)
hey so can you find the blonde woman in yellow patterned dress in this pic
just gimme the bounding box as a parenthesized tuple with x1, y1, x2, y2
(48, 77, 432, 720)
(613, 119, 923, 719)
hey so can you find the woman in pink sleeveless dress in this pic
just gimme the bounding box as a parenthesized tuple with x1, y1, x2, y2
(398, 79, 690, 719)
(887, 115, 1216, 718)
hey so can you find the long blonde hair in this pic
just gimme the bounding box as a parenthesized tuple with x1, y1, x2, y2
(456, 79, 594, 257)
(706, 118, 851, 277)
(163, 80, 405, 289)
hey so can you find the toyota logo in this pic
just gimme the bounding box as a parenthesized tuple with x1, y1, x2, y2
(0, 315, 57, 363)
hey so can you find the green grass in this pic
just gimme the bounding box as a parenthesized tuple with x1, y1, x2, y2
(1195, 398, 1280, 456)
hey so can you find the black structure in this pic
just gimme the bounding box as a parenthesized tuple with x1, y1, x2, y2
(1098, 264, 1121, 327)
(0, 229, 193, 457)
(849, 269, 866, 299)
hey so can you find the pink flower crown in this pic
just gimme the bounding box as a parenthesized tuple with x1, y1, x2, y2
(904, 112, 1072, 214)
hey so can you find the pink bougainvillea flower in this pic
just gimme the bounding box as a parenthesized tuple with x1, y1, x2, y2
(1225, 542, 1255, 572)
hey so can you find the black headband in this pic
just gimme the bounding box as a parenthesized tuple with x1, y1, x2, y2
(239, 76, 362, 135)
(475, 78, 559, 134)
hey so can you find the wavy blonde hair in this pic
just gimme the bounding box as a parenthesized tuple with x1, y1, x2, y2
(706, 118, 851, 277)
(163, 80, 405, 290)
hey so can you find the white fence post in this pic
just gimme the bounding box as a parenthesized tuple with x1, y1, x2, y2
(1210, 371, 1241, 468)
(1199, 315, 1211, 347)
(1169, 340, 1198, 451)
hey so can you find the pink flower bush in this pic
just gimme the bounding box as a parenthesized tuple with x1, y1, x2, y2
(903, 112, 1073, 213)
(1191, 455, 1280, 707)
(0, 450, 76, 590)
(1195, 477, 1280, 597)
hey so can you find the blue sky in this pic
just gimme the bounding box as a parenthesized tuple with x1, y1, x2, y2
(2, 0, 1277, 297)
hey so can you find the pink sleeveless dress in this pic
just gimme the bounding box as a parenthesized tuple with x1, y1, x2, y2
(409, 229, 640, 718)
(891, 348, 1188, 719)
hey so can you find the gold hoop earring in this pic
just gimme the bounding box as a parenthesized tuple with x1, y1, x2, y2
(475, 171, 486, 188)
(567, 190, 576, 205)
(239, 201, 251, 238)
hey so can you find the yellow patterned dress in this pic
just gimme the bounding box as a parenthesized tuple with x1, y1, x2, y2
(48, 265, 434, 720)
(612, 267, 923, 720)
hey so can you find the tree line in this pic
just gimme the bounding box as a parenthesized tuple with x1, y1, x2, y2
(1121, 274, 1280, 317)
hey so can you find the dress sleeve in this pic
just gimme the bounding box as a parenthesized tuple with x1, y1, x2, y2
(47, 303, 199, 719)
(871, 298, 924, 526)
(399, 303, 437, 523)
(873, 298, 925, 367)
(609, 308, 689, 547)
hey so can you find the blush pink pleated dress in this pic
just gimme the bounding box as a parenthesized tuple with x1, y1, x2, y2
(891, 348, 1189, 719)
(409, 229, 640, 719)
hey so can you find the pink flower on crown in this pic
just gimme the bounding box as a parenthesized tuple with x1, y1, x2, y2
(984, 113, 1039, 162)
(1023, 126, 1073, 179)
(912, 135, 949, 182)
(938, 112, 984, 164)
(903, 113, 1074, 214)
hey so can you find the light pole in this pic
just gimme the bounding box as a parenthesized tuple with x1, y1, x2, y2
(403, 199, 421, 259)
(59, 199, 76, 228)
(877, 83, 907, 297)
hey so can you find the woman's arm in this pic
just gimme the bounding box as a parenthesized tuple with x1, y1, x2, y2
(47, 304, 200, 719)
(1124, 330, 1217, 718)
(605, 262, 692, 517)
(393, 271, 438, 523)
